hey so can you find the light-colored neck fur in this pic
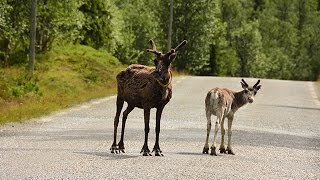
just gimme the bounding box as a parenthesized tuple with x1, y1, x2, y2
(232, 91, 248, 112)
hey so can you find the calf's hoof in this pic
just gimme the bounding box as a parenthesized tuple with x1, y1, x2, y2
(219, 147, 227, 154)
(227, 149, 235, 155)
(210, 147, 217, 156)
(142, 152, 152, 156)
(202, 147, 209, 154)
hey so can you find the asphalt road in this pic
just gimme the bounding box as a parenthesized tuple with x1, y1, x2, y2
(0, 76, 319, 179)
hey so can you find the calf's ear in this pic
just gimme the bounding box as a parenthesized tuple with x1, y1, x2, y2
(255, 85, 261, 91)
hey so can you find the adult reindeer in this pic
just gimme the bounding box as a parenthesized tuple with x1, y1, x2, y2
(203, 79, 261, 156)
(110, 39, 187, 156)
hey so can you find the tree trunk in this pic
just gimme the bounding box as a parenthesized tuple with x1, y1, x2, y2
(29, 0, 37, 75)
(167, 0, 173, 51)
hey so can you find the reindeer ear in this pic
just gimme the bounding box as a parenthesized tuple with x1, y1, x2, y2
(255, 85, 262, 91)
(240, 82, 247, 89)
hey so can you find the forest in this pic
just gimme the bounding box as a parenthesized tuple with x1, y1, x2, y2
(1, 0, 320, 80)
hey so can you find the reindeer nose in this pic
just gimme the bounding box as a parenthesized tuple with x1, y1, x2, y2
(248, 97, 254, 103)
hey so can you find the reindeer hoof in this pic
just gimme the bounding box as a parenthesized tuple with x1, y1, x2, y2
(202, 147, 209, 154)
(118, 144, 125, 153)
(155, 152, 164, 156)
(140, 146, 152, 156)
(152, 148, 164, 156)
(119, 149, 125, 153)
(142, 152, 152, 156)
(227, 149, 235, 155)
(219, 147, 227, 154)
(210, 147, 217, 156)
(110, 145, 119, 154)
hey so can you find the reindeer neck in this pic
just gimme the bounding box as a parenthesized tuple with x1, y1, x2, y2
(155, 70, 172, 88)
(232, 90, 248, 110)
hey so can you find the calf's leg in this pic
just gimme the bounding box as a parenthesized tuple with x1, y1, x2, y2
(203, 111, 211, 154)
(219, 117, 227, 153)
(210, 111, 224, 156)
(227, 115, 235, 155)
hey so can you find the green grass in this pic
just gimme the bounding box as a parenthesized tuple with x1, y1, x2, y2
(0, 43, 125, 125)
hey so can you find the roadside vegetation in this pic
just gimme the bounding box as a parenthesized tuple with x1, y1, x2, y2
(0, 44, 124, 125)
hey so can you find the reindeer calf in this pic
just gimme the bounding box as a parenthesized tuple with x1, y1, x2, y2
(203, 79, 261, 156)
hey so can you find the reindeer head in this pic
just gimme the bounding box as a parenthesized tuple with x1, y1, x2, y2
(240, 79, 261, 103)
(147, 40, 187, 77)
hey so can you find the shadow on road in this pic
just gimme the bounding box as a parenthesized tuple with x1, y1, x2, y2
(260, 104, 320, 111)
(74, 151, 139, 160)
(165, 128, 320, 152)
(236, 129, 320, 151)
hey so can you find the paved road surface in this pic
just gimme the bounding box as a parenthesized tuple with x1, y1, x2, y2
(0, 76, 319, 179)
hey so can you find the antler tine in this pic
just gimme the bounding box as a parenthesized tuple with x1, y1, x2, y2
(149, 39, 157, 50)
(241, 79, 249, 87)
(174, 40, 188, 52)
(146, 39, 161, 56)
(165, 40, 188, 57)
(253, 80, 260, 88)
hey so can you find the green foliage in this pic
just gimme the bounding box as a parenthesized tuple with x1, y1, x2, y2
(208, 2, 239, 76)
(37, 0, 84, 52)
(158, 0, 217, 75)
(0, 43, 123, 124)
(79, 0, 122, 53)
(0, 69, 41, 99)
(114, 0, 161, 65)
(0, 0, 30, 66)
(0, 0, 320, 80)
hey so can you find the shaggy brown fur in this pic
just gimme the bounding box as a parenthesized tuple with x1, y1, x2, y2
(111, 40, 187, 156)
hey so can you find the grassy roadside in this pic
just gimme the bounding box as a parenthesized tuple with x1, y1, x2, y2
(0, 43, 125, 125)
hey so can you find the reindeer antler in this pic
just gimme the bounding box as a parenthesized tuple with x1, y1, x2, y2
(253, 80, 260, 88)
(174, 40, 188, 52)
(165, 40, 188, 57)
(241, 79, 249, 86)
(147, 39, 161, 56)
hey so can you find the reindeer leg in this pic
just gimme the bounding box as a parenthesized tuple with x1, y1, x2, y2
(141, 109, 152, 156)
(219, 117, 227, 154)
(210, 112, 223, 156)
(111, 96, 124, 154)
(153, 107, 164, 156)
(203, 111, 211, 154)
(227, 115, 235, 155)
(117, 105, 134, 153)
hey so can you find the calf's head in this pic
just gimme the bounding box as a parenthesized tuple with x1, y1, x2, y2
(240, 79, 261, 103)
